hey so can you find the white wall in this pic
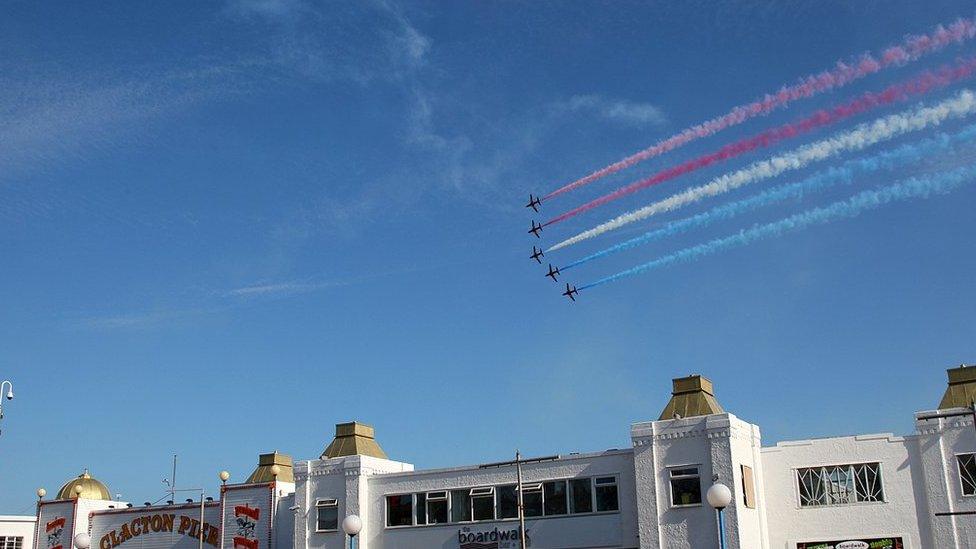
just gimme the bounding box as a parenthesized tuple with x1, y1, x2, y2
(362, 451, 637, 549)
(914, 408, 976, 549)
(0, 515, 37, 549)
(632, 413, 765, 549)
(761, 433, 922, 549)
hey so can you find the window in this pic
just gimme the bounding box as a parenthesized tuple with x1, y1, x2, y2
(471, 487, 495, 521)
(415, 493, 427, 525)
(386, 494, 414, 527)
(959, 454, 976, 496)
(315, 499, 338, 531)
(520, 483, 543, 517)
(670, 467, 702, 507)
(0, 538, 23, 549)
(595, 476, 619, 512)
(544, 480, 568, 515)
(741, 465, 756, 509)
(497, 485, 518, 519)
(796, 463, 884, 507)
(570, 478, 593, 513)
(426, 491, 449, 524)
(451, 489, 471, 522)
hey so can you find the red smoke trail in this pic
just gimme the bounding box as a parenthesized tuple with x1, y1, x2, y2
(543, 56, 976, 227)
(542, 17, 976, 201)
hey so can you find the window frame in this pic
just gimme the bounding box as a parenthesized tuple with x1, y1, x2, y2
(957, 453, 976, 497)
(314, 498, 339, 532)
(384, 493, 416, 528)
(470, 486, 496, 521)
(425, 490, 449, 524)
(0, 537, 24, 549)
(593, 476, 619, 512)
(668, 465, 703, 508)
(740, 464, 757, 509)
(793, 461, 886, 508)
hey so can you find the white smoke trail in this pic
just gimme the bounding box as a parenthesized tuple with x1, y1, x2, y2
(549, 89, 976, 252)
(580, 163, 976, 290)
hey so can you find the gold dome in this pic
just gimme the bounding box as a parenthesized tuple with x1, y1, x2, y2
(56, 469, 111, 500)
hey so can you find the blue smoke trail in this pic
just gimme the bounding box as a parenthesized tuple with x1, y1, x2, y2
(579, 163, 976, 290)
(564, 124, 976, 271)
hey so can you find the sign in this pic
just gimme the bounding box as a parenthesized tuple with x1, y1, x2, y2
(457, 527, 529, 549)
(797, 538, 903, 549)
(221, 485, 271, 549)
(46, 517, 66, 549)
(89, 505, 222, 549)
(95, 513, 220, 549)
(232, 505, 260, 549)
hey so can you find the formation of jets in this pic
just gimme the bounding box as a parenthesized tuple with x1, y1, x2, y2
(526, 195, 578, 302)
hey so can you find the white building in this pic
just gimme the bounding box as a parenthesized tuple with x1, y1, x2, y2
(1, 515, 36, 549)
(14, 364, 976, 548)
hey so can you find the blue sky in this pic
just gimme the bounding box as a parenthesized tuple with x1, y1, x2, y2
(1, 0, 974, 512)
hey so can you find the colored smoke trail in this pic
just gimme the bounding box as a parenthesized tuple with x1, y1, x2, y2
(543, 57, 976, 228)
(543, 17, 976, 200)
(562, 124, 976, 270)
(548, 88, 976, 251)
(579, 164, 976, 290)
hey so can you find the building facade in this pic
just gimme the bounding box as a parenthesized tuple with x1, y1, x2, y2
(13, 365, 976, 549)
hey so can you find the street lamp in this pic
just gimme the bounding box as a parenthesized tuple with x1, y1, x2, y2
(342, 515, 362, 549)
(73, 533, 91, 549)
(219, 471, 230, 484)
(706, 483, 733, 549)
(0, 380, 14, 437)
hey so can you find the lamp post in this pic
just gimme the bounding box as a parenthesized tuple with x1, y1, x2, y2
(0, 380, 14, 437)
(342, 515, 362, 549)
(706, 483, 733, 549)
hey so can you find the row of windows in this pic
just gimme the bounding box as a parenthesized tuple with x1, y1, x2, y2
(385, 476, 619, 528)
(0, 538, 24, 549)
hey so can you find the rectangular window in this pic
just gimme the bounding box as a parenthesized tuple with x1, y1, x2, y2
(570, 478, 593, 513)
(451, 489, 471, 522)
(0, 538, 24, 549)
(471, 487, 495, 521)
(796, 463, 884, 507)
(544, 480, 568, 516)
(595, 476, 619, 512)
(315, 499, 338, 531)
(521, 483, 543, 517)
(497, 485, 518, 519)
(386, 494, 414, 527)
(426, 491, 449, 524)
(670, 467, 702, 507)
(958, 454, 976, 496)
(741, 465, 756, 509)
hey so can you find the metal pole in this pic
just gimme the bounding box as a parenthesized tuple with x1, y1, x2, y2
(349, 534, 356, 549)
(515, 450, 527, 549)
(717, 508, 727, 549)
(199, 490, 204, 549)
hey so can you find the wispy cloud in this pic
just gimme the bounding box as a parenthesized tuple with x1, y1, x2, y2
(222, 280, 347, 298)
(223, 0, 430, 84)
(555, 94, 668, 128)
